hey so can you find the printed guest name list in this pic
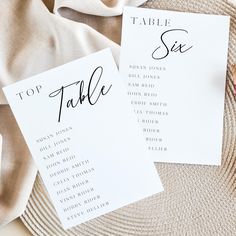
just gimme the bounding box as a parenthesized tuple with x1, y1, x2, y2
(3, 49, 163, 229)
(120, 7, 229, 165)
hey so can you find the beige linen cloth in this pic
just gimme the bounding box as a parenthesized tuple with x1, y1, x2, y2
(0, 0, 236, 234)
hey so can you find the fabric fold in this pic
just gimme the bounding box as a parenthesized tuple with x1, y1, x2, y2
(54, 0, 147, 16)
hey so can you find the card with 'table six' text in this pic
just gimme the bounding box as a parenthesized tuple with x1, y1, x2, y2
(119, 7, 230, 165)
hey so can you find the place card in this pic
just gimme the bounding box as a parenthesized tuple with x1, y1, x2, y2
(119, 7, 230, 165)
(3, 49, 163, 229)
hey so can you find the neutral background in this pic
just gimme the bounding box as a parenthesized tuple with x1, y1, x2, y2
(0, 218, 31, 235)
(0, 0, 235, 235)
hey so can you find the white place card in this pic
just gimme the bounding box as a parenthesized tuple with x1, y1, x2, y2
(120, 7, 230, 165)
(3, 49, 163, 229)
